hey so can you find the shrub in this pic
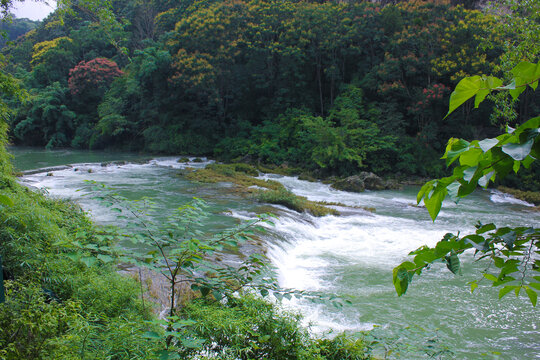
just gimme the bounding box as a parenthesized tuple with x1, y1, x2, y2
(0, 281, 81, 360)
(178, 295, 369, 360)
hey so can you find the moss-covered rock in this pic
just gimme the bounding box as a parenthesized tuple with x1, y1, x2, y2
(256, 188, 338, 217)
(184, 163, 281, 192)
(332, 172, 400, 192)
(184, 164, 338, 216)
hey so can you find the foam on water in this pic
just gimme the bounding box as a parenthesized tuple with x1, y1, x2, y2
(19, 157, 214, 223)
(254, 174, 540, 358)
(490, 189, 534, 207)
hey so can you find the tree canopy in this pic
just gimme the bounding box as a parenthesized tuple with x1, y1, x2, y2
(2, 0, 537, 181)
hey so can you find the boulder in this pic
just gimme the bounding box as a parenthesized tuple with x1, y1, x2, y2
(361, 171, 386, 190)
(384, 178, 401, 190)
(331, 172, 386, 192)
(331, 175, 365, 192)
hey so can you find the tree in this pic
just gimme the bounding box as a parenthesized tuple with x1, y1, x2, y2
(68, 57, 123, 98)
(12, 81, 76, 148)
(393, 61, 540, 306)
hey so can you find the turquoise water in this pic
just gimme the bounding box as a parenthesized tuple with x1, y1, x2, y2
(12, 147, 540, 359)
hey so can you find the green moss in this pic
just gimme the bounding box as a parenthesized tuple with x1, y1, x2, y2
(185, 164, 337, 216)
(498, 186, 540, 206)
(232, 162, 259, 176)
(256, 163, 302, 176)
(257, 188, 338, 217)
(185, 163, 282, 192)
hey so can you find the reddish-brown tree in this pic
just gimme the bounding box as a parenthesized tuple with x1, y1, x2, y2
(68, 57, 123, 97)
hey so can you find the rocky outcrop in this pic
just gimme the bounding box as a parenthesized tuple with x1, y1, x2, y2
(22, 165, 72, 175)
(331, 172, 400, 192)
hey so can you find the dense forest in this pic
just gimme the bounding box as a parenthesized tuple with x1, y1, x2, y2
(2, 0, 538, 182)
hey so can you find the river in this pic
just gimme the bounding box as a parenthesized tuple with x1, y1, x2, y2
(10, 147, 540, 359)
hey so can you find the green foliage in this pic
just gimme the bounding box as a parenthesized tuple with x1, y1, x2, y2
(419, 62, 539, 221)
(175, 295, 369, 360)
(12, 82, 76, 148)
(394, 61, 540, 306)
(485, 0, 540, 127)
(316, 333, 368, 360)
(0, 148, 157, 358)
(30, 36, 76, 87)
(178, 295, 313, 359)
(300, 86, 396, 175)
(6, 0, 524, 179)
(0, 281, 81, 359)
(242, 87, 397, 176)
(0, 17, 39, 47)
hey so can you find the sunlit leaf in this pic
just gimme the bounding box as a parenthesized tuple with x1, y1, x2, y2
(499, 286, 515, 299)
(446, 76, 483, 117)
(525, 287, 538, 307)
(501, 139, 534, 160)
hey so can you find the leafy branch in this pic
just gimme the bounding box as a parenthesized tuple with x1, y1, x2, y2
(394, 61, 540, 306)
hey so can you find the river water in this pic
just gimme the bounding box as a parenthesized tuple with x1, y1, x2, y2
(10, 147, 540, 359)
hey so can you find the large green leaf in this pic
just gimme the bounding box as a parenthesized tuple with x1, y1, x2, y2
(459, 148, 483, 167)
(474, 76, 502, 108)
(498, 285, 516, 299)
(511, 61, 540, 87)
(501, 139, 534, 161)
(525, 287, 538, 307)
(393, 262, 415, 296)
(424, 186, 446, 221)
(444, 138, 471, 165)
(478, 138, 499, 153)
(445, 251, 461, 275)
(445, 76, 483, 118)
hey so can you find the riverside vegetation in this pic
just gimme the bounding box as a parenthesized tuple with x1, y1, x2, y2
(393, 61, 540, 305)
